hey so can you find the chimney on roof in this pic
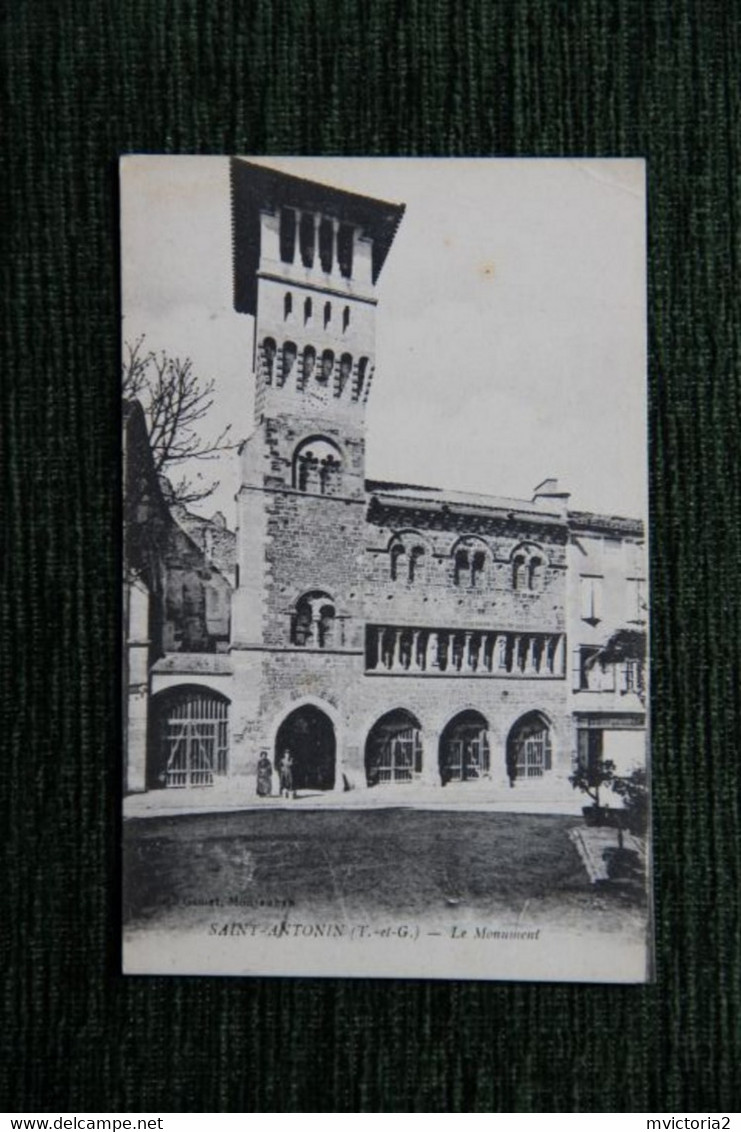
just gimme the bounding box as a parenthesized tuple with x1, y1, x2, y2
(210, 511, 227, 530)
(533, 478, 570, 511)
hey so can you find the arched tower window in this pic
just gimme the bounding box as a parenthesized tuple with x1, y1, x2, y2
(528, 557, 544, 590)
(319, 217, 333, 273)
(261, 337, 276, 385)
(390, 543, 405, 581)
(292, 437, 343, 495)
(284, 292, 292, 319)
(389, 533, 428, 583)
(454, 549, 469, 586)
(342, 305, 350, 332)
(299, 212, 315, 267)
(279, 208, 296, 263)
(298, 345, 315, 390)
(337, 224, 354, 278)
(511, 544, 547, 591)
(337, 353, 352, 396)
(291, 591, 336, 649)
(354, 357, 369, 400)
(319, 348, 334, 384)
(454, 539, 490, 587)
(408, 545, 425, 582)
(323, 301, 332, 329)
(317, 602, 335, 647)
(304, 297, 313, 324)
(318, 452, 341, 495)
(279, 341, 296, 386)
(292, 598, 312, 645)
(296, 449, 316, 492)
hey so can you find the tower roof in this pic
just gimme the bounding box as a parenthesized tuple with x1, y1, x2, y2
(231, 158, 406, 315)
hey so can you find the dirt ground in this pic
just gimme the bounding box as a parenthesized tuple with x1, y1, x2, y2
(123, 808, 647, 939)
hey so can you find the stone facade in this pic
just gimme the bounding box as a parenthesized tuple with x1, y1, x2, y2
(130, 161, 647, 806)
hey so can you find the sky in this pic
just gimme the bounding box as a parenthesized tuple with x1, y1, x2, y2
(121, 156, 647, 527)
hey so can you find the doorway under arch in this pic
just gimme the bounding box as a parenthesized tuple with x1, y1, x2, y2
(365, 709, 423, 786)
(149, 685, 229, 789)
(506, 711, 552, 785)
(439, 710, 490, 785)
(274, 705, 336, 792)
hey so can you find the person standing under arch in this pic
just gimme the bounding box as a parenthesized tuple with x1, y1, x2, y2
(279, 748, 296, 799)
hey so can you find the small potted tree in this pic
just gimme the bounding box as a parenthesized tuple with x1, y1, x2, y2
(569, 757, 617, 826)
(610, 766, 648, 836)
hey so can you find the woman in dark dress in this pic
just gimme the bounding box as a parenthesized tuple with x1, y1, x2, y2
(256, 750, 273, 797)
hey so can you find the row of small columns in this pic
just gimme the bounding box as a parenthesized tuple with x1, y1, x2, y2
(367, 628, 565, 676)
(269, 207, 374, 285)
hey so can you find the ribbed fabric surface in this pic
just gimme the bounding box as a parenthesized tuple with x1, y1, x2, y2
(2, 0, 739, 1113)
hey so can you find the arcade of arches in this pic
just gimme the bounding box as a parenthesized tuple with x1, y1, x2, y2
(148, 689, 554, 792)
(363, 708, 554, 788)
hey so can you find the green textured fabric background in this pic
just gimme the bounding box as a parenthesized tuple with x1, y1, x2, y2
(2, 0, 740, 1113)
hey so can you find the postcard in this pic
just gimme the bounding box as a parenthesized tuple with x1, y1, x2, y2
(122, 156, 650, 981)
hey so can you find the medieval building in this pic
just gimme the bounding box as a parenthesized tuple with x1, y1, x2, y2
(124, 160, 647, 806)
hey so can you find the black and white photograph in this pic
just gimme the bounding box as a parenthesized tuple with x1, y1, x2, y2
(122, 156, 650, 981)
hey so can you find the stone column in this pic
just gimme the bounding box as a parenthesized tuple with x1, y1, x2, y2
(294, 209, 303, 263)
(331, 218, 340, 275)
(497, 635, 509, 673)
(426, 631, 440, 671)
(525, 636, 537, 676)
(260, 208, 283, 265)
(489, 730, 511, 793)
(390, 628, 401, 671)
(554, 635, 565, 676)
(462, 631, 473, 672)
(411, 629, 421, 672)
(334, 737, 350, 793)
(312, 212, 321, 265)
(438, 632, 450, 672)
(354, 234, 374, 286)
(483, 633, 494, 673)
(379, 628, 391, 670)
(420, 729, 441, 786)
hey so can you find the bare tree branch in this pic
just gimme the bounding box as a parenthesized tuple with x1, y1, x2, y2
(122, 336, 234, 504)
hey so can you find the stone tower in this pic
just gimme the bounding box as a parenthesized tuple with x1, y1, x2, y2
(229, 160, 405, 782)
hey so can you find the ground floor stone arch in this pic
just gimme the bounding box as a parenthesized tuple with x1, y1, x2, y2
(274, 704, 336, 792)
(148, 684, 230, 789)
(505, 711, 553, 785)
(439, 709, 491, 784)
(365, 709, 423, 786)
